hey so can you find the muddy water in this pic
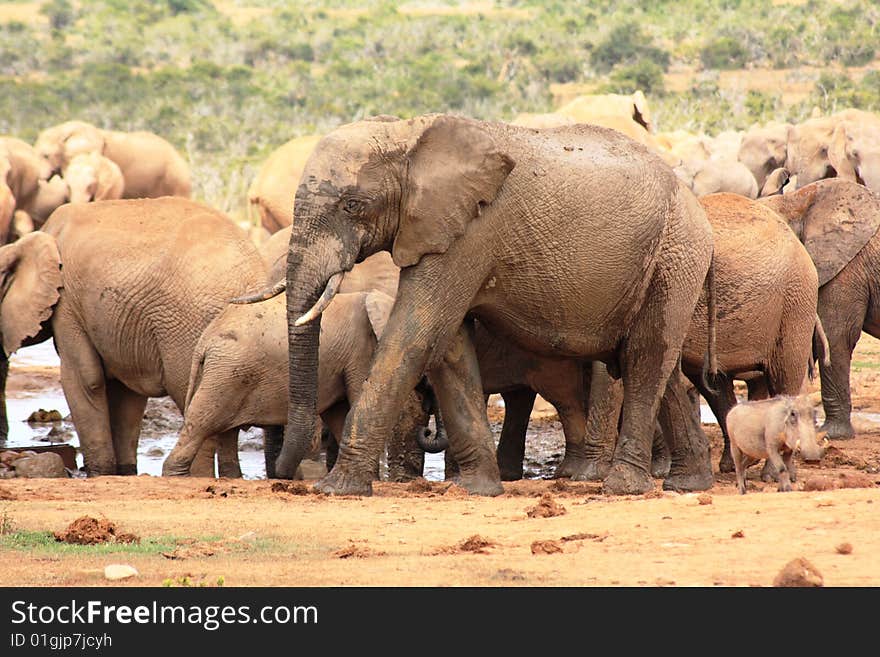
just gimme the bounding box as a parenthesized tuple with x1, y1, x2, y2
(12, 341, 853, 482)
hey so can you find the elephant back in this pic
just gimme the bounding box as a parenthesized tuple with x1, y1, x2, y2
(762, 179, 880, 286)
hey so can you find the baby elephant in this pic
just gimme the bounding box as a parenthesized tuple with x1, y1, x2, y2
(726, 395, 826, 494)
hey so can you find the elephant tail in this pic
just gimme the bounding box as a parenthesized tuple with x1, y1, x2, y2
(701, 252, 719, 393)
(229, 278, 286, 304)
(812, 312, 831, 374)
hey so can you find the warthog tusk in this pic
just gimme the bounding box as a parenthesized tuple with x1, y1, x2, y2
(294, 271, 345, 326)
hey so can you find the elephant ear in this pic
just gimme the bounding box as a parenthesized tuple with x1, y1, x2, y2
(0, 231, 62, 355)
(364, 290, 395, 341)
(798, 181, 880, 286)
(631, 90, 653, 133)
(828, 123, 858, 183)
(392, 116, 515, 268)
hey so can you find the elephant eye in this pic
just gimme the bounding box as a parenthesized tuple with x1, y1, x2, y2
(342, 198, 364, 215)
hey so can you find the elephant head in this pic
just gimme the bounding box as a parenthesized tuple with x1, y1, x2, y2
(785, 115, 847, 189)
(828, 116, 880, 192)
(0, 231, 62, 357)
(737, 122, 791, 190)
(63, 152, 124, 204)
(760, 178, 880, 286)
(271, 114, 514, 478)
(34, 121, 105, 176)
(28, 175, 69, 227)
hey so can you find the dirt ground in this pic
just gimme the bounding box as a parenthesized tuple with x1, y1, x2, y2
(1, 338, 880, 587)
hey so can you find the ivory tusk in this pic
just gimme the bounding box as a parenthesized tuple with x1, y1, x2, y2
(294, 271, 345, 326)
(229, 279, 286, 304)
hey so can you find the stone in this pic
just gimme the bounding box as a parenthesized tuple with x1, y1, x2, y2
(104, 564, 139, 581)
(12, 452, 67, 478)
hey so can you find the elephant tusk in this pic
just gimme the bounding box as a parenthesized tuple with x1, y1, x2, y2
(229, 279, 286, 304)
(294, 271, 345, 326)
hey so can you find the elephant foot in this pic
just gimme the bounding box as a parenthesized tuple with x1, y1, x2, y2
(553, 454, 591, 479)
(499, 464, 524, 481)
(718, 449, 735, 473)
(662, 470, 714, 493)
(602, 461, 654, 495)
(313, 467, 373, 496)
(650, 450, 671, 480)
(457, 469, 503, 496)
(116, 463, 137, 476)
(760, 459, 778, 483)
(161, 460, 191, 477)
(570, 458, 611, 482)
(218, 462, 242, 479)
(820, 417, 855, 440)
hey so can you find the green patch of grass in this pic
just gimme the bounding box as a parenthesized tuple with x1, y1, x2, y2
(851, 361, 880, 371)
(0, 530, 177, 555)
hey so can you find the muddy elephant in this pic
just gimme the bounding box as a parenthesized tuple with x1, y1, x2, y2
(580, 192, 825, 480)
(34, 121, 191, 198)
(163, 287, 432, 481)
(761, 179, 880, 439)
(62, 152, 124, 204)
(247, 135, 322, 234)
(0, 198, 266, 474)
(245, 113, 715, 497)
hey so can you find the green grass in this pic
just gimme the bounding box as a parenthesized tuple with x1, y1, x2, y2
(0, 530, 277, 555)
(851, 361, 880, 372)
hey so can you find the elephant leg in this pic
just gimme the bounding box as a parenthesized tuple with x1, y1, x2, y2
(573, 361, 621, 482)
(817, 281, 865, 439)
(263, 426, 283, 479)
(0, 355, 8, 442)
(547, 365, 592, 479)
(321, 401, 349, 474)
(386, 388, 429, 483)
(746, 376, 769, 401)
(495, 388, 535, 481)
(189, 437, 218, 477)
(163, 388, 225, 477)
(216, 430, 242, 479)
(105, 380, 147, 476)
(691, 372, 738, 473)
(650, 422, 671, 479)
(55, 319, 116, 476)
(659, 371, 713, 492)
(425, 323, 503, 495)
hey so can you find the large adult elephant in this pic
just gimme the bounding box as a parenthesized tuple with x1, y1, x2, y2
(0, 198, 266, 475)
(244, 113, 715, 496)
(737, 121, 792, 191)
(247, 135, 322, 234)
(761, 179, 880, 439)
(34, 121, 192, 198)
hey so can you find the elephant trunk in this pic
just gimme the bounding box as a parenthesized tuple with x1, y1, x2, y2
(418, 408, 449, 454)
(701, 252, 719, 393)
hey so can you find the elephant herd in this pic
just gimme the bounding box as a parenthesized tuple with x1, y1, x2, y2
(2, 99, 880, 498)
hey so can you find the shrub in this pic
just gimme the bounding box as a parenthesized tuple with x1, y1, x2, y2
(590, 22, 670, 73)
(604, 60, 666, 95)
(700, 36, 748, 70)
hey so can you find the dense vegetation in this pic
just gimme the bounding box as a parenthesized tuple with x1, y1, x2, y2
(1, 0, 878, 218)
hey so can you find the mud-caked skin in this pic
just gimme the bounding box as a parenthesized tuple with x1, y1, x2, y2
(259, 113, 714, 497)
(726, 395, 826, 494)
(0, 199, 267, 476)
(762, 180, 880, 440)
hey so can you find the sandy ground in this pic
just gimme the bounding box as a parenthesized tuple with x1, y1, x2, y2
(1, 337, 880, 587)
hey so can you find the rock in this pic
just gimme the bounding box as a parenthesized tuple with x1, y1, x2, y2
(0, 450, 25, 467)
(104, 564, 139, 581)
(773, 557, 823, 587)
(12, 452, 67, 478)
(835, 543, 853, 555)
(27, 409, 63, 423)
(145, 447, 164, 457)
(0, 465, 16, 479)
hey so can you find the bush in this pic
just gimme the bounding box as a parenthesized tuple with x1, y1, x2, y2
(590, 23, 670, 73)
(700, 36, 748, 70)
(604, 60, 665, 95)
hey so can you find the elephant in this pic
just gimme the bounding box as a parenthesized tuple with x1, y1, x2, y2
(580, 192, 826, 478)
(0, 137, 57, 242)
(163, 287, 433, 480)
(245, 113, 715, 497)
(62, 152, 124, 204)
(674, 158, 759, 198)
(826, 110, 880, 191)
(510, 113, 575, 130)
(0, 198, 266, 474)
(556, 91, 655, 133)
(34, 121, 191, 198)
(247, 135, 322, 234)
(759, 167, 791, 197)
(761, 179, 880, 440)
(737, 121, 792, 191)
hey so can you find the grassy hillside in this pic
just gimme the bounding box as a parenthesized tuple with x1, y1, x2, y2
(1, 0, 878, 219)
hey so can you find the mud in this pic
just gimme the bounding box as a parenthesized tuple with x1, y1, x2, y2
(53, 516, 139, 545)
(525, 493, 567, 518)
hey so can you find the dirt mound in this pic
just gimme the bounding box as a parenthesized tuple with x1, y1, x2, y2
(531, 539, 563, 555)
(406, 478, 434, 493)
(0, 485, 14, 500)
(560, 532, 608, 543)
(270, 481, 312, 496)
(53, 516, 139, 545)
(333, 542, 386, 559)
(773, 557, 823, 587)
(526, 493, 567, 518)
(203, 484, 246, 498)
(434, 534, 496, 555)
(162, 539, 221, 560)
(836, 542, 853, 555)
(802, 472, 876, 491)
